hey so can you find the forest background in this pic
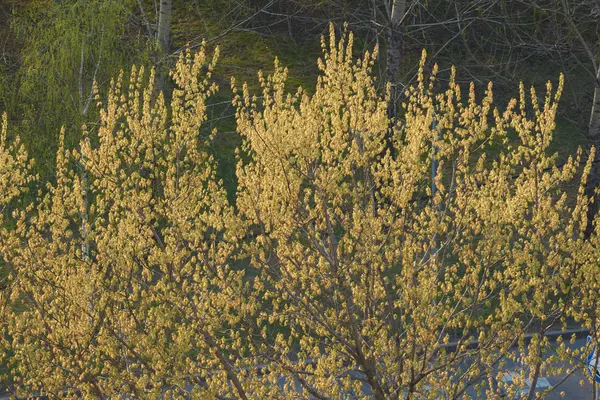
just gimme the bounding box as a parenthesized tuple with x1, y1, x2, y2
(1, 0, 599, 192)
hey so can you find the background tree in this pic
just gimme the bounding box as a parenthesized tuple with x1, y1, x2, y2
(5, 0, 142, 180)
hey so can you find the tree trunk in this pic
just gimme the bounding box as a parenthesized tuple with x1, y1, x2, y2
(386, 0, 406, 120)
(585, 77, 600, 238)
(585, 149, 599, 238)
(589, 81, 600, 138)
(157, 0, 172, 57)
(156, 0, 172, 91)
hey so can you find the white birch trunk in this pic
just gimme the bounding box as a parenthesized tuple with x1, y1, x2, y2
(589, 77, 600, 138)
(585, 70, 600, 237)
(386, 0, 406, 119)
(157, 0, 173, 91)
(157, 0, 172, 58)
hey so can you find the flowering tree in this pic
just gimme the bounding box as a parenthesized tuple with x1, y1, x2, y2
(0, 23, 597, 399)
(0, 46, 262, 399)
(235, 24, 594, 399)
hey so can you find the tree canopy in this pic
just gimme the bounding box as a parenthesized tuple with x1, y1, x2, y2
(0, 23, 599, 398)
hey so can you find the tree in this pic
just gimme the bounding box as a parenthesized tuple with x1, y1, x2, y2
(490, 0, 600, 236)
(6, 0, 140, 179)
(0, 23, 598, 399)
(234, 24, 594, 398)
(0, 45, 265, 399)
(557, 0, 600, 236)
